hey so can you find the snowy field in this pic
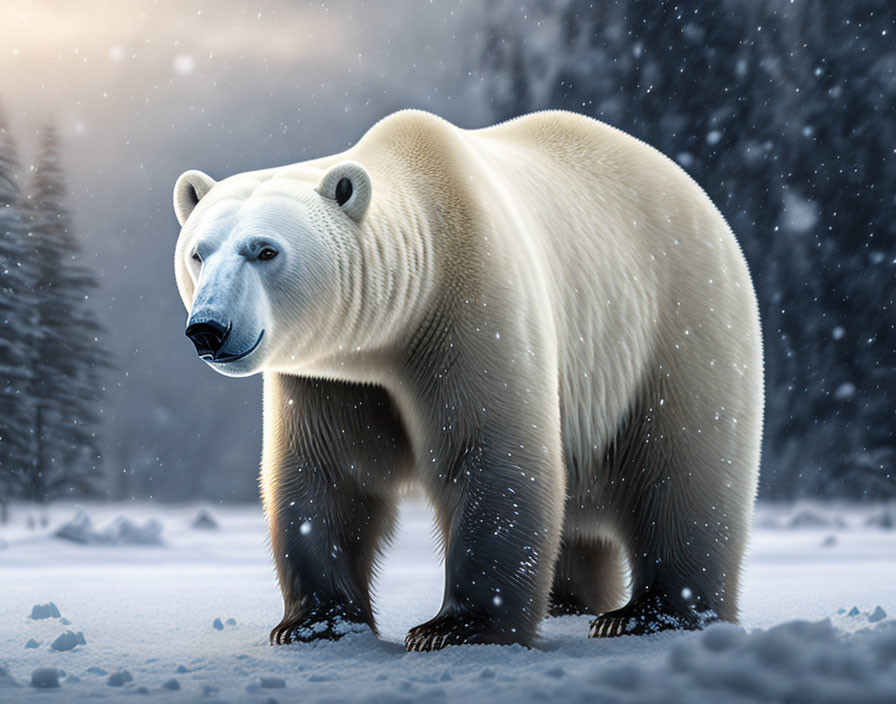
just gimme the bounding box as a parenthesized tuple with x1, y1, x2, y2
(1, 500, 894, 703)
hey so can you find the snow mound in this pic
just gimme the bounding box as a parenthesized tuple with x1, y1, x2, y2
(107, 516, 163, 545)
(869, 606, 888, 623)
(246, 676, 287, 692)
(865, 511, 894, 530)
(53, 512, 93, 543)
(290, 620, 895, 704)
(54, 511, 163, 546)
(627, 620, 896, 704)
(50, 631, 86, 652)
(0, 664, 19, 688)
(191, 508, 219, 530)
(106, 670, 133, 687)
(212, 617, 237, 630)
(30, 602, 61, 619)
(437, 620, 896, 704)
(30, 667, 59, 689)
(259, 676, 286, 689)
(787, 509, 847, 529)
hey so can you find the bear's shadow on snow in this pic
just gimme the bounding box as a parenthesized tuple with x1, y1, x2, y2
(261, 616, 681, 663)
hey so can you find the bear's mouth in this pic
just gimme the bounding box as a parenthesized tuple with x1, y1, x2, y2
(203, 330, 265, 364)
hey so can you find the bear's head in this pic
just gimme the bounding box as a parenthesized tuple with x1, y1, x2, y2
(173, 161, 372, 377)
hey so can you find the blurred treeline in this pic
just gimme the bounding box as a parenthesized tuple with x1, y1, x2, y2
(479, 0, 895, 499)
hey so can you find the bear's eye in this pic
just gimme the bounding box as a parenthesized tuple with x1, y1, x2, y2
(335, 177, 353, 207)
(191, 251, 201, 263)
(258, 247, 278, 261)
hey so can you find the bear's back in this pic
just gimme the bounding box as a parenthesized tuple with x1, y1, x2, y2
(456, 112, 759, 487)
(351, 111, 760, 482)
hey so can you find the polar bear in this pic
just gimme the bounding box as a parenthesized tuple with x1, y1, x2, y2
(172, 109, 762, 650)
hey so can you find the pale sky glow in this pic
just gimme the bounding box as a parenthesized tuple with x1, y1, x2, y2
(0, 1, 346, 61)
(1, 0, 352, 132)
(0, 0, 483, 492)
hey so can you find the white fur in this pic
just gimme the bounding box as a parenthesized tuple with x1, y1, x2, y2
(174, 109, 763, 640)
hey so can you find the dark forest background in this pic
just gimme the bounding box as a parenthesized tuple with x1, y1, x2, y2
(481, 0, 896, 499)
(0, 0, 893, 507)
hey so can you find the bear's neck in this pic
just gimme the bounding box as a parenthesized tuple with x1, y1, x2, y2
(299, 195, 440, 380)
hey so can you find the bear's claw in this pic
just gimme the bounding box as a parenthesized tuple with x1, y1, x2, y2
(405, 618, 472, 652)
(405, 631, 445, 653)
(405, 611, 527, 651)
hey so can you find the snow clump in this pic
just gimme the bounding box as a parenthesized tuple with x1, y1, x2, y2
(30, 602, 61, 619)
(191, 508, 219, 530)
(55, 511, 163, 545)
(106, 670, 133, 687)
(30, 667, 60, 689)
(50, 631, 86, 652)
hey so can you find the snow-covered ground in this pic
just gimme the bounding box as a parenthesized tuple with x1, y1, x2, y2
(1, 500, 894, 703)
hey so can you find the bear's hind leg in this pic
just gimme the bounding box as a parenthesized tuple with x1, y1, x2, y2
(588, 377, 752, 639)
(587, 523, 728, 639)
(549, 536, 626, 617)
(588, 488, 735, 638)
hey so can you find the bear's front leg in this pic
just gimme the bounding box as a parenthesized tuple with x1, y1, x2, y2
(266, 481, 391, 645)
(403, 355, 565, 651)
(261, 374, 411, 645)
(405, 427, 564, 650)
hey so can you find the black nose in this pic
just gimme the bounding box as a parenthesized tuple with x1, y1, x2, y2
(185, 320, 231, 358)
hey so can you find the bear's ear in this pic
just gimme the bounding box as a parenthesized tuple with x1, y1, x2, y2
(317, 161, 372, 222)
(173, 170, 216, 226)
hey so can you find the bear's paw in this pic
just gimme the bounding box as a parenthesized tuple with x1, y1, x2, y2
(270, 605, 369, 645)
(589, 592, 718, 638)
(405, 611, 529, 651)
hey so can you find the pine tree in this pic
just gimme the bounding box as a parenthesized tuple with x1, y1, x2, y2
(25, 125, 106, 503)
(0, 103, 36, 514)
